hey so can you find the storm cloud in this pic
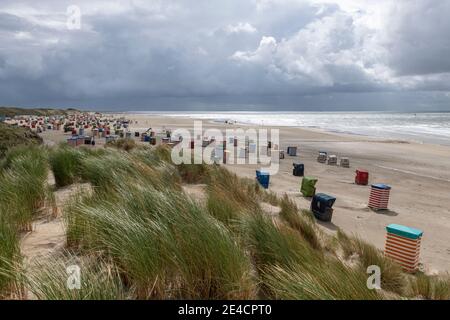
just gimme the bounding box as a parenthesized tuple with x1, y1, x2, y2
(0, 0, 449, 110)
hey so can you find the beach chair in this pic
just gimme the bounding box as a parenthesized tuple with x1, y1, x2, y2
(317, 152, 327, 163)
(279, 150, 285, 159)
(292, 163, 304, 176)
(311, 193, 336, 222)
(368, 184, 391, 210)
(256, 170, 270, 189)
(287, 146, 297, 156)
(327, 155, 337, 165)
(84, 137, 92, 145)
(385, 224, 423, 273)
(355, 169, 369, 185)
(340, 157, 350, 168)
(105, 135, 118, 143)
(301, 176, 317, 197)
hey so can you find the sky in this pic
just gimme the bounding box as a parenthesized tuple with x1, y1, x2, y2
(0, 0, 450, 111)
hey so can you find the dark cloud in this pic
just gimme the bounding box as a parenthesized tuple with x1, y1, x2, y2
(387, 0, 450, 76)
(0, 0, 449, 110)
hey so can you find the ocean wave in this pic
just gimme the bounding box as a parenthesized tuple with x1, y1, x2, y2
(130, 111, 450, 145)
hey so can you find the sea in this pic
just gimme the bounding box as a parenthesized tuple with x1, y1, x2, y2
(128, 111, 450, 146)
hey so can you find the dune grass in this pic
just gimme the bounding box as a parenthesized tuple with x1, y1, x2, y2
(65, 187, 255, 299)
(0, 145, 49, 297)
(242, 213, 322, 270)
(105, 138, 136, 152)
(19, 253, 126, 300)
(262, 261, 381, 300)
(0, 122, 42, 158)
(205, 167, 263, 230)
(178, 162, 212, 184)
(337, 229, 405, 294)
(0, 146, 49, 231)
(49, 145, 84, 187)
(260, 190, 280, 206)
(243, 213, 380, 299)
(0, 220, 21, 298)
(279, 194, 321, 250)
(64, 150, 256, 299)
(131, 145, 172, 166)
(405, 273, 450, 300)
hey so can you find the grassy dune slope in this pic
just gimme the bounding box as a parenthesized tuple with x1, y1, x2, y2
(0, 138, 449, 300)
(0, 123, 42, 157)
(0, 106, 78, 117)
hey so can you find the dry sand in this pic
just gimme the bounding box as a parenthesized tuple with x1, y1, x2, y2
(40, 114, 450, 274)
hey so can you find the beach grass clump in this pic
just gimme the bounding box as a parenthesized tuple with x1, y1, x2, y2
(171, 200, 255, 299)
(0, 123, 42, 158)
(1, 144, 44, 169)
(0, 145, 48, 297)
(206, 187, 242, 226)
(242, 214, 379, 299)
(0, 219, 21, 298)
(242, 213, 320, 269)
(78, 150, 136, 189)
(337, 228, 355, 258)
(405, 273, 450, 300)
(151, 144, 172, 163)
(78, 147, 180, 194)
(65, 178, 255, 299)
(205, 167, 264, 228)
(21, 253, 127, 300)
(65, 190, 176, 298)
(351, 238, 405, 294)
(279, 195, 321, 250)
(105, 138, 136, 152)
(49, 146, 84, 187)
(177, 162, 212, 184)
(0, 146, 49, 230)
(64, 193, 100, 248)
(337, 231, 405, 294)
(208, 167, 260, 209)
(131, 145, 171, 166)
(262, 261, 381, 300)
(260, 190, 280, 206)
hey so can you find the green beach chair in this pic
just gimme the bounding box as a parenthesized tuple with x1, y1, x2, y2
(301, 176, 318, 197)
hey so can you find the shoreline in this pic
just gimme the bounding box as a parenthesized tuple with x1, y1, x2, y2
(113, 111, 450, 147)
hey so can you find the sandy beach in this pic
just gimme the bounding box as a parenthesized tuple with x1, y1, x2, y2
(39, 113, 450, 274)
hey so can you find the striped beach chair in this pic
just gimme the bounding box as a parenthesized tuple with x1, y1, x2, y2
(385, 224, 423, 273)
(368, 184, 391, 210)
